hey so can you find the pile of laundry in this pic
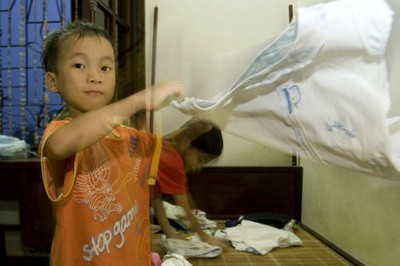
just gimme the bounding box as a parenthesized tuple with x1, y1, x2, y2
(160, 200, 218, 235)
(152, 202, 303, 265)
(152, 201, 222, 259)
(151, 253, 192, 266)
(151, 201, 222, 265)
(216, 216, 302, 256)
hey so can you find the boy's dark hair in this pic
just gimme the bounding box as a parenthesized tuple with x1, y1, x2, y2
(191, 127, 223, 156)
(42, 21, 114, 73)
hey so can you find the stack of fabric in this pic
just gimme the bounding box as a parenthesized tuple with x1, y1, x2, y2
(215, 219, 302, 255)
(156, 202, 302, 258)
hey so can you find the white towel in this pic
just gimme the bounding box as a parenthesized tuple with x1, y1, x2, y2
(172, 0, 400, 180)
(215, 220, 302, 255)
(162, 253, 193, 266)
(163, 201, 217, 230)
(163, 201, 186, 220)
(160, 234, 223, 258)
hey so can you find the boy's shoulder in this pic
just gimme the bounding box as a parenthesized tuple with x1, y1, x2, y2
(44, 118, 71, 132)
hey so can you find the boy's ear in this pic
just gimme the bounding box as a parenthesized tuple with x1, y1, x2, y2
(45, 72, 58, 93)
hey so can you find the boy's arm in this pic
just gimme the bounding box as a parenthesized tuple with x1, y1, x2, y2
(173, 194, 228, 247)
(153, 195, 187, 240)
(44, 81, 184, 160)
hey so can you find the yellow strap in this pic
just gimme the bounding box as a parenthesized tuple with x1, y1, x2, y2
(148, 135, 162, 185)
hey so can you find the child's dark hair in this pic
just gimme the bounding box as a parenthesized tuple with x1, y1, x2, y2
(42, 20, 114, 73)
(191, 127, 223, 156)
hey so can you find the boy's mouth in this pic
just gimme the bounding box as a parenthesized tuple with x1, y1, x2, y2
(85, 90, 103, 96)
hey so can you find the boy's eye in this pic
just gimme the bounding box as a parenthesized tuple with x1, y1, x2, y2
(101, 66, 112, 72)
(73, 63, 85, 69)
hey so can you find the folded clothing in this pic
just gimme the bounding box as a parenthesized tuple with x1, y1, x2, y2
(160, 234, 223, 258)
(163, 201, 217, 230)
(216, 220, 302, 255)
(225, 212, 293, 229)
(162, 253, 192, 266)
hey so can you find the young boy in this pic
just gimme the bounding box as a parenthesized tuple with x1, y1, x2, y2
(152, 120, 228, 247)
(39, 21, 185, 266)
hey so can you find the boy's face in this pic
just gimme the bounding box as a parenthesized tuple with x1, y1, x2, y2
(46, 34, 116, 117)
(183, 147, 217, 173)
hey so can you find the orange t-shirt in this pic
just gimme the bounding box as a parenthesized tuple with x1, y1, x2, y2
(39, 119, 162, 266)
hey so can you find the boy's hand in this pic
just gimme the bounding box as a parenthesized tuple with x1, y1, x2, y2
(165, 231, 189, 241)
(202, 234, 230, 248)
(148, 81, 185, 110)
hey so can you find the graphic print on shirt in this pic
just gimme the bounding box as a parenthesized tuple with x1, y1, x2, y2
(129, 135, 142, 182)
(74, 142, 122, 222)
(81, 201, 140, 262)
(127, 134, 149, 231)
(129, 135, 138, 158)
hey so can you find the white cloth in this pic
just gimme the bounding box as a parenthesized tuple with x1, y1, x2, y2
(163, 201, 186, 220)
(162, 254, 193, 266)
(163, 201, 217, 230)
(215, 220, 302, 255)
(151, 224, 162, 234)
(160, 234, 223, 258)
(172, 0, 400, 180)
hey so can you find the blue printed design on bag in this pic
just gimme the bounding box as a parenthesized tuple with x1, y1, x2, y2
(325, 121, 356, 138)
(280, 84, 301, 114)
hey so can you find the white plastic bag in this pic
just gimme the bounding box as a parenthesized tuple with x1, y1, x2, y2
(0, 135, 30, 159)
(173, 0, 399, 179)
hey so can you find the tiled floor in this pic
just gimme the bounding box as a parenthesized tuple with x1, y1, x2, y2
(151, 221, 355, 266)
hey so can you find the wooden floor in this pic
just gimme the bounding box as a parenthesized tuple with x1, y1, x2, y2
(151, 221, 355, 266)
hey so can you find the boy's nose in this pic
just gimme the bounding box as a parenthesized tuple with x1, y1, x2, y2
(88, 70, 102, 83)
(89, 77, 102, 83)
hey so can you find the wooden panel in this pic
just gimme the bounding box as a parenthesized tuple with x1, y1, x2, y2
(0, 159, 54, 252)
(0, 162, 302, 259)
(187, 167, 303, 220)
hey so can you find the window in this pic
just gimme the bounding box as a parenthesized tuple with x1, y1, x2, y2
(0, 0, 144, 147)
(73, 0, 145, 100)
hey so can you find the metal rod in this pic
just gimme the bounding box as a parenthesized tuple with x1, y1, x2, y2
(149, 6, 158, 133)
(289, 4, 298, 166)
